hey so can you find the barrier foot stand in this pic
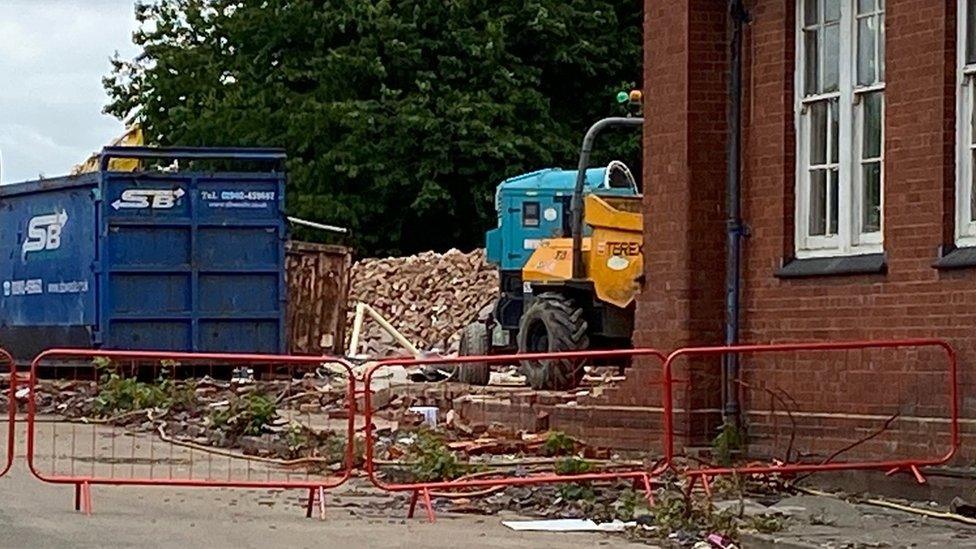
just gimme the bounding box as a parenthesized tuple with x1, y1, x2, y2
(305, 487, 315, 518)
(74, 483, 81, 511)
(317, 486, 326, 520)
(421, 488, 435, 524)
(885, 465, 927, 484)
(641, 474, 655, 507)
(700, 475, 712, 499)
(407, 490, 419, 519)
(684, 475, 698, 499)
(909, 465, 927, 485)
(80, 482, 93, 516)
(303, 487, 327, 519)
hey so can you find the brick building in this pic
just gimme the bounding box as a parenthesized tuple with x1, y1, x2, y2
(609, 0, 974, 464)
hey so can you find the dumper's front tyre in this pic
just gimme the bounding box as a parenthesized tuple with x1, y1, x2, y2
(457, 322, 490, 385)
(517, 292, 589, 390)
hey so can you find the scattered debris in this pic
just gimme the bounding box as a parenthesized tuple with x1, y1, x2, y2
(501, 518, 633, 532)
(704, 532, 735, 548)
(769, 495, 861, 528)
(407, 406, 438, 428)
(952, 496, 976, 519)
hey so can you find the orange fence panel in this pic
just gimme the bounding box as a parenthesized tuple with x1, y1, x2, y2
(27, 349, 357, 516)
(0, 348, 14, 478)
(14, 338, 959, 519)
(361, 348, 669, 522)
(661, 339, 959, 494)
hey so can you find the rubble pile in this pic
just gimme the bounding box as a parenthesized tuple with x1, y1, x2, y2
(347, 248, 499, 356)
(371, 405, 622, 484)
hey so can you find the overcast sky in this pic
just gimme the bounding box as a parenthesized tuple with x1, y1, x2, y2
(0, 0, 138, 184)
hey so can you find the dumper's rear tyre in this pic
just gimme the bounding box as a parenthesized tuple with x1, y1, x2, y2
(517, 292, 589, 390)
(457, 323, 490, 385)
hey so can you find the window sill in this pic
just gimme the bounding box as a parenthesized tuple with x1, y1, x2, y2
(933, 245, 976, 269)
(775, 253, 886, 279)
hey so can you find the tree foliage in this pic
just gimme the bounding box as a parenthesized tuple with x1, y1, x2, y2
(105, 0, 641, 256)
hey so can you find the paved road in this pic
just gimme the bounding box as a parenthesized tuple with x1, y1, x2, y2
(0, 416, 650, 549)
(0, 465, 656, 549)
(8, 419, 976, 548)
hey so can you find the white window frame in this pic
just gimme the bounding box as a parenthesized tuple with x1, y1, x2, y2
(957, 0, 976, 246)
(795, 0, 885, 258)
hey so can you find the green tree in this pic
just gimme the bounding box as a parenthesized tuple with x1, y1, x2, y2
(105, 0, 641, 256)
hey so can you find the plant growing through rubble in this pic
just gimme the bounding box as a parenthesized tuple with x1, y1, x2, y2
(542, 431, 575, 457)
(284, 423, 311, 455)
(244, 394, 276, 435)
(710, 472, 747, 498)
(554, 457, 595, 501)
(712, 421, 746, 466)
(210, 393, 278, 436)
(747, 513, 785, 534)
(609, 488, 652, 521)
(94, 375, 166, 414)
(406, 429, 464, 482)
(648, 492, 695, 535)
(92, 358, 196, 416)
(554, 456, 591, 475)
(649, 491, 738, 539)
(640, 487, 785, 543)
(157, 377, 197, 410)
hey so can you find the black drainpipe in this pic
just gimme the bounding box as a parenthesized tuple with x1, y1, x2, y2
(723, 0, 748, 423)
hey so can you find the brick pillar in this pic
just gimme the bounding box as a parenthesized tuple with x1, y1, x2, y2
(601, 0, 729, 448)
(884, 0, 954, 276)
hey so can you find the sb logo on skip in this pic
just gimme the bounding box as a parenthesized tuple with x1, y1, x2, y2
(22, 210, 68, 260)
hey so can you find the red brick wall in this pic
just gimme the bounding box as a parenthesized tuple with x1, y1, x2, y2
(625, 0, 729, 446)
(637, 0, 728, 353)
(619, 0, 973, 462)
(737, 0, 972, 463)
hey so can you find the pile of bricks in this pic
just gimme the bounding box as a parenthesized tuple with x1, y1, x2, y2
(347, 248, 498, 356)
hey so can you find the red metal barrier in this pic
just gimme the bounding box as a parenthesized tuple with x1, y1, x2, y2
(0, 348, 14, 478)
(362, 348, 670, 522)
(661, 339, 959, 495)
(27, 349, 357, 516)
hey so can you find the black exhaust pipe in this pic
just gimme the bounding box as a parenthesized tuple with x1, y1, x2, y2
(570, 117, 644, 279)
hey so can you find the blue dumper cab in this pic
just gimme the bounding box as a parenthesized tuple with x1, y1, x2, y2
(0, 147, 288, 361)
(485, 160, 639, 272)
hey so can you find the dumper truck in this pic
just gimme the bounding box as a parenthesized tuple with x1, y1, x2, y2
(458, 116, 644, 390)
